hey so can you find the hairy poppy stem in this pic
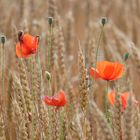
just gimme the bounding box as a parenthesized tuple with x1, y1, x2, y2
(95, 26, 104, 69)
(31, 56, 34, 95)
(93, 26, 104, 96)
(105, 81, 110, 122)
(1, 36, 5, 96)
(48, 22, 53, 72)
(93, 26, 104, 101)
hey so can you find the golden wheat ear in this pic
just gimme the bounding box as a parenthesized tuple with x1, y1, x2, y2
(112, 92, 122, 140)
(0, 113, 6, 140)
(123, 95, 136, 140)
(89, 101, 115, 140)
(78, 47, 88, 113)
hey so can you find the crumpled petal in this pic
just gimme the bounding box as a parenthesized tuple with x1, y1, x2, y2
(16, 33, 38, 58)
(43, 90, 67, 107)
(16, 43, 31, 58)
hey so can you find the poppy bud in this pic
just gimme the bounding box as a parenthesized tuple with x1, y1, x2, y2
(100, 17, 108, 26)
(18, 31, 24, 42)
(1, 35, 6, 45)
(123, 53, 129, 61)
(45, 71, 51, 81)
(48, 17, 53, 25)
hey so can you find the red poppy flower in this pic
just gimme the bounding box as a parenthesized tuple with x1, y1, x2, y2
(108, 90, 138, 109)
(90, 61, 124, 81)
(16, 33, 38, 58)
(43, 90, 67, 107)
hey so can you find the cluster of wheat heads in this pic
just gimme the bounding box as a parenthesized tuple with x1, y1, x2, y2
(0, 0, 140, 140)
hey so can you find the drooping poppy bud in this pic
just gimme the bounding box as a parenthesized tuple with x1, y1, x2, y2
(45, 71, 51, 81)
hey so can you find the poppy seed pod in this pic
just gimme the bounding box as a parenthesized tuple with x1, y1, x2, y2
(100, 17, 108, 26)
(1, 35, 6, 44)
(48, 17, 53, 25)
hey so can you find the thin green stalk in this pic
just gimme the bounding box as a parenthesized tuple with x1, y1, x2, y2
(31, 56, 35, 140)
(31, 38, 40, 140)
(105, 81, 110, 123)
(1, 43, 5, 96)
(105, 81, 109, 111)
(30, 58, 33, 93)
(95, 26, 104, 69)
(121, 56, 128, 90)
(46, 76, 52, 96)
(48, 24, 53, 71)
(92, 26, 104, 102)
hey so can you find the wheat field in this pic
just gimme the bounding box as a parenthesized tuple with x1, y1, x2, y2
(0, 0, 140, 140)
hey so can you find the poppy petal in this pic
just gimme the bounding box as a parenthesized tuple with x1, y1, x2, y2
(43, 96, 56, 106)
(23, 34, 34, 46)
(110, 63, 124, 80)
(52, 97, 60, 105)
(22, 34, 38, 53)
(103, 62, 115, 80)
(93, 61, 124, 81)
(16, 43, 31, 58)
(58, 90, 67, 106)
(89, 68, 100, 79)
(96, 61, 107, 79)
(108, 90, 115, 106)
(120, 93, 129, 109)
(43, 90, 67, 107)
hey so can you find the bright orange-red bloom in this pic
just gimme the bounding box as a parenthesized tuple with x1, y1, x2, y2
(16, 33, 38, 58)
(43, 90, 67, 107)
(90, 61, 124, 81)
(108, 90, 138, 109)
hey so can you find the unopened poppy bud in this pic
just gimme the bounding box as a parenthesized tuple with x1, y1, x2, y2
(48, 17, 53, 25)
(1, 35, 6, 44)
(100, 17, 108, 26)
(18, 31, 24, 42)
(45, 71, 51, 81)
(123, 53, 129, 61)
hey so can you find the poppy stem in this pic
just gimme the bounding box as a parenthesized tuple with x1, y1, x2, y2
(31, 56, 34, 95)
(105, 81, 110, 122)
(1, 41, 5, 96)
(48, 23, 53, 71)
(95, 26, 104, 69)
(48, 78, 52, 96)
(93, 26, 104, 101)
